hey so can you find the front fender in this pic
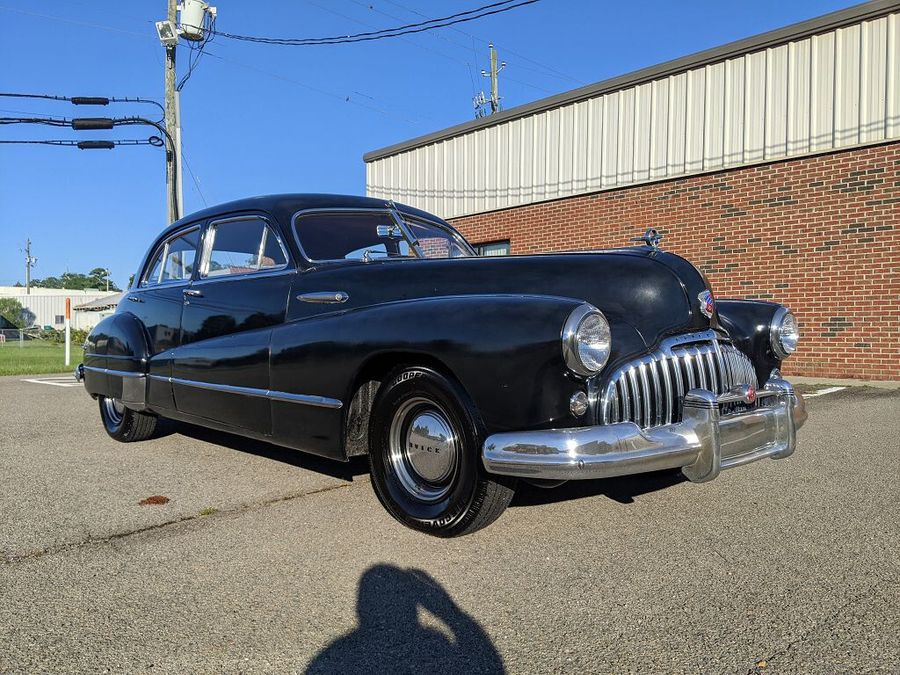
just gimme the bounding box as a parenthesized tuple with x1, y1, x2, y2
(716, 299, 785, 383)
(270, 294, 588, 439)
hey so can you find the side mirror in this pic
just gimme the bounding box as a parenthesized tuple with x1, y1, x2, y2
(377, 224, 402, 239)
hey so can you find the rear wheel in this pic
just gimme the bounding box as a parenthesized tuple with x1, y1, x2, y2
(368, 368, 515, 537)
(99, 395, 158, 442)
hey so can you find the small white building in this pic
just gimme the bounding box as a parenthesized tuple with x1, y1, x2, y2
(0, 287, 120, 331)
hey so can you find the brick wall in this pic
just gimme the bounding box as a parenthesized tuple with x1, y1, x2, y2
(450, 142, 900, 380)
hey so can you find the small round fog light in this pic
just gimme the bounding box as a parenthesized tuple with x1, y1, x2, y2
(569, 391, 589, 417)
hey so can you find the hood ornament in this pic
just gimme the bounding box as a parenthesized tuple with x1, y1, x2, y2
(631, 228, 662, 250)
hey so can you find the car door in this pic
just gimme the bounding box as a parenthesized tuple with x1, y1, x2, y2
(123, 224, 202, 411)
(171, 214, 294, 433)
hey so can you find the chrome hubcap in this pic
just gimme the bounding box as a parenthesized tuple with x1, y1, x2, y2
(103, 397, 125, 426)
(388, 397, 459, 502)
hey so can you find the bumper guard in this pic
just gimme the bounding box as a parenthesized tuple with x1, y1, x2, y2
(482, 377, 806, 483)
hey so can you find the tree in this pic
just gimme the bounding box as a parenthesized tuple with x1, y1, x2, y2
(30, 269, 121, 292)
(0, 297, 36, 328)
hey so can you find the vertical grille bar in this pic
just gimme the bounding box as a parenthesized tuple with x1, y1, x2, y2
(650, 359, 663, 427)
(628, 367, 641, 423)
(704, 348, 719, 394)
(661, 357, 673, 425)
(638, 362, 651, 429)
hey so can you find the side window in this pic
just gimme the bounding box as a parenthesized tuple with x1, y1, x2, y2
(142, 227, 200, 286)
(203, 218, 287, 278)
(295, 211, 414, 261)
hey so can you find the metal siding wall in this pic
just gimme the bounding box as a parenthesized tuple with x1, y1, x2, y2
(366, 12, 900, 219)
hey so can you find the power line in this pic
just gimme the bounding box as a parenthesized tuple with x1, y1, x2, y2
(311, 0, 553, 99)
(209, 0, 540, 46)
(178, 12, 217, 91)
(379, 0, 585, 85)
(0, 92, 164, 118)
(202, 51, 424, 126)
(0, 138, 162, 148)
(179, 144, 208, 207)
(347, 0, 553, 96)
(0, 5, 151, 39)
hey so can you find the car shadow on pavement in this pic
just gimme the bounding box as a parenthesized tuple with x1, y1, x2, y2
(512, 469, 686, 507)
(172, 422, 370, 481)
(306, 564, 505, 675)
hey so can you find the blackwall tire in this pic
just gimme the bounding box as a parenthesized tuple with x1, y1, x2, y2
(98, 396, 158, 442)
(368, 367, 515, 537)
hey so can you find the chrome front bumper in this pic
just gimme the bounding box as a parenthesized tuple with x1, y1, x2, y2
(482, 377, 807, 483)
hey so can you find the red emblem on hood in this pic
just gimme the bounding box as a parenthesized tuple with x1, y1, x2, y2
(746, 386, 757, 404)
(698, 290, 715, 319)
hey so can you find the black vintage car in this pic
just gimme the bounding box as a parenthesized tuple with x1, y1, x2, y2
(78, 194, 806, 536)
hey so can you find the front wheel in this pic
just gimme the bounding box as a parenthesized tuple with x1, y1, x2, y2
(99, 395, 158, 442)
(368, 368, 515, 537)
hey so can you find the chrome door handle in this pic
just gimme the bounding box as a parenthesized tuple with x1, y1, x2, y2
(183, 289, 203, 298)
(127, 295, 143, 303)
(298, 291, 349, 304)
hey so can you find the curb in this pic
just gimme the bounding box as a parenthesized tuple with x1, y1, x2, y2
(786, 375, 900, 390)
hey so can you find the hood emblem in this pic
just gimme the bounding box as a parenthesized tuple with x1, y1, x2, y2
(631, 228, 663, 250)
(698, 290, 715, 319)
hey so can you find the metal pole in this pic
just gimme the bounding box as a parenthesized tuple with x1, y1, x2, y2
(164, 0, 178, 224)
(174, 90, 184, 220)
(64, 297, 71, 367)
(24, 238, 32, 294)
(489, 44, 499, 114)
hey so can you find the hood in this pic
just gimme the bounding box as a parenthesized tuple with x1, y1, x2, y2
(306, 247, 716, 353)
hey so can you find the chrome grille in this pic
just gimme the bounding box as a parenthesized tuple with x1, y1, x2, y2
(602, 338, 759, 429)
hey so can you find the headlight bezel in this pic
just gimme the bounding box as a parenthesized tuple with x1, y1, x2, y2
(562, 303, 612, 376)
(770, 306, 799, 359)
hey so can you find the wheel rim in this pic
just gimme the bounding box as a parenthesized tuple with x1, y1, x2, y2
(103, 397, 126, 426)
(388, 397, 459, 503)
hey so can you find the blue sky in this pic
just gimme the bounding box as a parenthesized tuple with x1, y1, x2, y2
(0, 0, 857, 288)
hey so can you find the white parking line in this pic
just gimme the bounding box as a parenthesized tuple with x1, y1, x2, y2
(804, 386, 847, 398)
(21, 377, 81, 388)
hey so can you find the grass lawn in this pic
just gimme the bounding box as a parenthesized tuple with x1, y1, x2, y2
(0, 340, 85, 376)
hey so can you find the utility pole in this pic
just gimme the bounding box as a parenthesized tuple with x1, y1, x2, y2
(164, 0, 179, 224)
(23, 239, 37, 295)
(481, 44, 506, 114)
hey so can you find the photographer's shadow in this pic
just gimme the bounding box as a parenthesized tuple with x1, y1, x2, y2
(306, 564, 505, 675)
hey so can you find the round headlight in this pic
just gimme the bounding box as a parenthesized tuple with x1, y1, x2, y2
(562, 304, 612, 376)
(770, 307, 799, 358)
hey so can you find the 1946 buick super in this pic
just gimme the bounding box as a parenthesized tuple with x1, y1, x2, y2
(78, 193, 806, 536)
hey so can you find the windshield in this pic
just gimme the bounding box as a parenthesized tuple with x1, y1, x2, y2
(403, 217, 475, 259)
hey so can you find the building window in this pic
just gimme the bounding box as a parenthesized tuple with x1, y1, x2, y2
(473, 241, 510, 257)
(54, 315, 65, 325)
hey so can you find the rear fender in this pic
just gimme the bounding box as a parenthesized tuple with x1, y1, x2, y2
(83, 312, 151, 409)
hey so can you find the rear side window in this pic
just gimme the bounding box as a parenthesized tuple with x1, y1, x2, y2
(142, 228, 200, 286)
(203, 217, 288, 278)
(295, 211, 414, 262)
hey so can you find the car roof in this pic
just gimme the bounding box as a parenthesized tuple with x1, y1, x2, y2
(159, 193, 442, 239)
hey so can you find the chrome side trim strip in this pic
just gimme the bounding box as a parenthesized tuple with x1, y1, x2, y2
(83, 365, 146, 378)
(150, 374, 343, 409)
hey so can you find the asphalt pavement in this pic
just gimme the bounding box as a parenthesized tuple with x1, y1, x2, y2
(0, 374, 897, 673)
